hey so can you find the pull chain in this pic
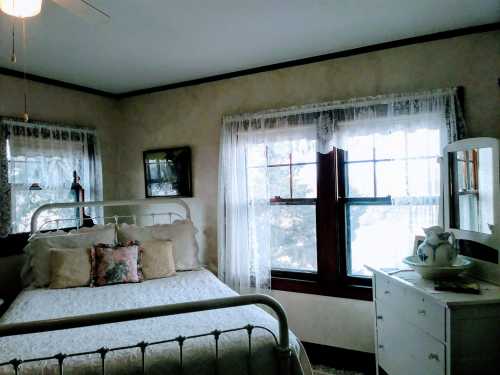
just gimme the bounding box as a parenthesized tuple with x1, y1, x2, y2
(11, 22, 16, 63)
(22, 18, 29, 122)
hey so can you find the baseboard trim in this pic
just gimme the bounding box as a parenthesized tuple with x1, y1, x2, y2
(302, 341, 376, 375)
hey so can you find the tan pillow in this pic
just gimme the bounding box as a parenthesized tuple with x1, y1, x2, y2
(49, 248, 92, 289)
(141, 240, 176, 280)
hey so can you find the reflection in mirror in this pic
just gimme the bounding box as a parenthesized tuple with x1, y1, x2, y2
(450, 147, 494, 234)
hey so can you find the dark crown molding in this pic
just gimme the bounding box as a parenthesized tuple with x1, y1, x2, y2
(1, 22, 498, 100)
(0, 67, 116, 98)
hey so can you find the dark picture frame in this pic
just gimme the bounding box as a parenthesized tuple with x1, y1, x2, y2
(143, 146, 193, 198)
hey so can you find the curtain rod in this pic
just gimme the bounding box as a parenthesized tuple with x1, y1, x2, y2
(0, 117, 97, 135)
(223, 87, 457, 122)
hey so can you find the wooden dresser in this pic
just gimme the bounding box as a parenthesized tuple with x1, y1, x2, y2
(367, 267, 500, 375)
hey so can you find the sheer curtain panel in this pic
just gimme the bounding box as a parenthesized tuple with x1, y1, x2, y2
(218, 113, 334, 293)
(0, 126, 10, 237)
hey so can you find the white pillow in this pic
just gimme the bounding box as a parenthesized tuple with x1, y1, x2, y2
(117, 220, 201, 271)
(20, 230, 67, 286)
(23, 224, 116, 287)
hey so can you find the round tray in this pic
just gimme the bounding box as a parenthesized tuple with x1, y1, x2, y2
(403, 255, 473, 280)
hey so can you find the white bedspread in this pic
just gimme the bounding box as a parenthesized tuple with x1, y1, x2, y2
(0, 270, 310, 374)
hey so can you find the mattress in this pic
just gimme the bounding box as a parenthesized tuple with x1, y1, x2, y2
(0, 269, 311, 374)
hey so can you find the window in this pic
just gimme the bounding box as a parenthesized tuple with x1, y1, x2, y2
(249, 140, 318, 272)
(2, 120, 102, 234)
(219, 88, 463, 299)
(454, 149, 480, 232)
(271, 118, 446, 300)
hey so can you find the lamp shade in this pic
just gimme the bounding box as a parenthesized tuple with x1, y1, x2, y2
(0, 0, 42, 18)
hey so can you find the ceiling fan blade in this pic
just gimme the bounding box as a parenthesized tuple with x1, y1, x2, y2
(50, 0, 110, 23)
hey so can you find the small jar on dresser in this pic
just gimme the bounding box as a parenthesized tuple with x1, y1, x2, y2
(367, 266, 500, 375)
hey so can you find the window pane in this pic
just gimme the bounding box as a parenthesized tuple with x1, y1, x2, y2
(456, 158, 469, 191)
(347, 203, 439, 276)
(407, 158, 440, 197)
(407, 128, 441, 158)
(376, 160, 406, 197)
(374, 131, 406, 159)
(292, 139, 316, 163)
(459, 194, 479, 232)
(347, 162, 374, 197)
(146, 161, 160, 180)
(9, 159, 43, 184)
(11, 185, 75, 232)
(247, 144, 267, 167)
(344, 135, 373, 161)
(268, 142, 290, 165)
(268, 166, 290, 199)
(292, 164, 316, 198)
(271, 204, 317, 272)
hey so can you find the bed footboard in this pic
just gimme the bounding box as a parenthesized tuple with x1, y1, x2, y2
(0, 294, 292, 375)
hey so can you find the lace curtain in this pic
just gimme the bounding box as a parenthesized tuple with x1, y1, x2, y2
(0, 119, 103, 234)
(218, 88, 465, 291)
(218, 113, 334, 293)
(0, 126, 10, 237)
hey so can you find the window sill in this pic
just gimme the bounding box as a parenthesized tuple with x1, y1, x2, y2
(271, 276, 373, 301)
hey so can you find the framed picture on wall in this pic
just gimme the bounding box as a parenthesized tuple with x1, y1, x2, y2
(143, 146, 193, 198)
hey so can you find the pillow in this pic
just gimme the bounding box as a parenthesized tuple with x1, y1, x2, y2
(117, 220, 200, 271)
(141, 240, 176, 280)
(23, 224, 116, 287)
(49, 248, 92, 289)
(20, 229, 66, 287)
(91, 242, 143, 286)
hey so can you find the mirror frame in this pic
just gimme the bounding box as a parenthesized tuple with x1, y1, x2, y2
(442, 137, 500, 250)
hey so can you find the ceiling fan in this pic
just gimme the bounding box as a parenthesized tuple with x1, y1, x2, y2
(0, 0, 110, 23)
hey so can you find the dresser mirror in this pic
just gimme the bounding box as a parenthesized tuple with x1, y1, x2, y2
(443, 138, 500, 250)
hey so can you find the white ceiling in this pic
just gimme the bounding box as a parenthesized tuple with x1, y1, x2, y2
(0, 0, 498, 94)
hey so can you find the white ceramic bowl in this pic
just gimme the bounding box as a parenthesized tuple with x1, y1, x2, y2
(403, 255, 473, 280)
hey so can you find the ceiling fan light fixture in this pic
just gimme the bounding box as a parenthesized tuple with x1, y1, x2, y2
(0, 0, 42, 18)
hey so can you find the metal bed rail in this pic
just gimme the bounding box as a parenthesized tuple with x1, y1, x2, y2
(30, 198, 191, 235)
(0, 294, 291, 375)
(35, 212, 185, 233)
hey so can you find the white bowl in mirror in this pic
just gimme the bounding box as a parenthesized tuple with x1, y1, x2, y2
(403, 255, 473, 280)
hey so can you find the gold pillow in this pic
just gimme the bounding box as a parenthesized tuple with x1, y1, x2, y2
(142, 240, 176, 280)
(49, 248, 92, 289)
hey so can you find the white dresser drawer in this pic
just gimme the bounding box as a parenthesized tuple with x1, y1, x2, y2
(377, 304, 445, 375)
(375, 273, 445, 342)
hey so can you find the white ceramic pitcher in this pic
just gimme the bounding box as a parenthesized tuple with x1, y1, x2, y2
(416, 226, 457, 266)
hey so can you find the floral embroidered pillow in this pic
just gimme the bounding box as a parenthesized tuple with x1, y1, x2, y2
(91, 242, 143, 286)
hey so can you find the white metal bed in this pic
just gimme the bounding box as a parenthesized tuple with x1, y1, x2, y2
(0, 198, 307, 375)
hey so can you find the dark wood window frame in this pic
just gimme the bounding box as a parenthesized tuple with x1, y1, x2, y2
(271, 141, 443, 300)
(271, 149, 373, 301)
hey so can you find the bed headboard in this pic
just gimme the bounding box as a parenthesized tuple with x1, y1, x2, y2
(30, 198, 191, 235)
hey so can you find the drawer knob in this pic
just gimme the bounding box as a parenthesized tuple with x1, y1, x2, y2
(384, 290, 391, 295)
(428, 353, 440, 361)
(376, 315, 383, 320)
(418, 309, 426, 315)
(378, 344, 384, 350)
